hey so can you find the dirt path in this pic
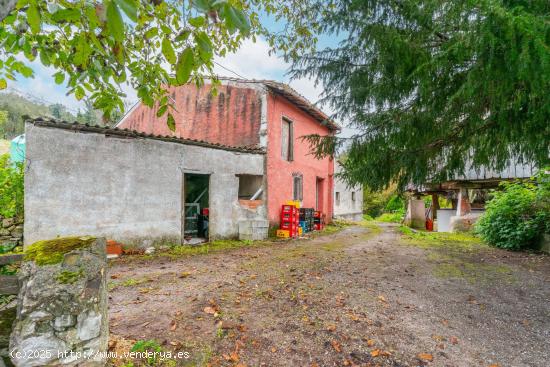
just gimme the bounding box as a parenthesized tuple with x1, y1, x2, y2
(108, 224, 550, 367)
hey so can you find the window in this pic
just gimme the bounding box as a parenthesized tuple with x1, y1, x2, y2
(237, 175, 263, 200)
(293, 174, 303, 201)
(351, 191, 356, 201)
(335, 192, 340, 206)
(281, 117, 294, 161)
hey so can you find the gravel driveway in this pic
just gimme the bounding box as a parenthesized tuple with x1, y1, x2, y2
(108, 223, 550, 367)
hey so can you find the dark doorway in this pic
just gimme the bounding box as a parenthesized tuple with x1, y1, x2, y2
(183, 173, 210, 244)
(316, 178, 324, 211)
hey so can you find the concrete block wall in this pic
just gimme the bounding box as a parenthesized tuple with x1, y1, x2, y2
(24, 123, 266, 246)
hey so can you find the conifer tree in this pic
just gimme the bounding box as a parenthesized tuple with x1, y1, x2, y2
(272, 0, 550, 190)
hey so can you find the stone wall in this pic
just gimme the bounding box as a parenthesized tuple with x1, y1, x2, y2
(0, 216, 23, 248)
(9, 237, 108, 367)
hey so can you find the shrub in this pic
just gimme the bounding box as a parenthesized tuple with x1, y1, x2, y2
(363, 186, 405, 220)
(376, 212, 404, 223)
(384, 194, 404, 212)
(0, 154, 24, 218)
(476, 172, 550, 251)
(362, 188, 390, 218)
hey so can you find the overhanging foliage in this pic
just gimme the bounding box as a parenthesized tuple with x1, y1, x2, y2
(277, 0, 550, 190)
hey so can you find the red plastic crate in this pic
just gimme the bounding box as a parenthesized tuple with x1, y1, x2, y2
(280, 222, 297, 230)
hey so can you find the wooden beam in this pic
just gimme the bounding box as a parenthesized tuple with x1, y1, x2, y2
(0, 275, 20, 295)
(0, 254, 23, 266)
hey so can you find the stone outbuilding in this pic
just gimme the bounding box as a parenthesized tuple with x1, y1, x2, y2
(333, 161, 363, 221)
(24, 118, 267, 246)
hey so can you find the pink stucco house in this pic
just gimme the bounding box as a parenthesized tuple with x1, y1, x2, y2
(117, 78, 339, 226)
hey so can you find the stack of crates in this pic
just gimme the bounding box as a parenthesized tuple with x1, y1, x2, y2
(278, 204, 299, 238)
(314, 211, 325, 231)
(299, 208, 315, 232)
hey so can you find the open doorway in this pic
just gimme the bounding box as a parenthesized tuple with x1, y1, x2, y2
(316, 177, 324, 211)
(183, 173, 210, 244)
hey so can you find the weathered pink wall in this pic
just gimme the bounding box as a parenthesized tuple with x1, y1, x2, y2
(118, 82, 334, 226)
(266, 94, 334, 224)
(118, 84, 263, 148)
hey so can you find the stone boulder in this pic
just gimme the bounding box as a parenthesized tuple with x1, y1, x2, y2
(9, 236, 108, 367)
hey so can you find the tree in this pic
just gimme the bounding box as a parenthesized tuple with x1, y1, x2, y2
(0, 0, 259, 128)
(76, 100, 101, 126)
(48, 103, 64, 119)
(0, 110, 7, 138)
(272, 0, 550, 190)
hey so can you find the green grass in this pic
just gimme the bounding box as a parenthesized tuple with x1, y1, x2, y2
(398, 226, 514, 283)
(398, 225, 483, 250)
(121, 220, 359, 263)
(375, 212, 404, 223)
(164, 239, 266, 258)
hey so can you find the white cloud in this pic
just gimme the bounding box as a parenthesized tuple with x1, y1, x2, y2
(7, 36, 357, 137)
(213, 38, 288, 80)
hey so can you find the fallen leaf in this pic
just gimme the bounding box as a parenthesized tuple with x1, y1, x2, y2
(223, 351, 240, 362)
(366, 339, 375, 347)
(108, 339, 117, 351)
(370, 349, 381, 357)
(179, 271, 191, 278)
(326, 324, 336, 332)
(331, 340, 342, 353)
(204, 306, 216, 314)
(237, 324, 247, 332)
(449, 336, 458, 345)
(229, 351, 239, 362)
(417, 353, 433, 362)
(377, 295, 387, 303)
(271, 347, 277, 353)
(431, 335, 446, 342)
(169, 320, 177, 331)
(488, 364, 501, 367)
(219, 320, 239, 330)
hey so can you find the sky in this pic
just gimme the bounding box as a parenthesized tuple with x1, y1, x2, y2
(2, 14, 356, 138)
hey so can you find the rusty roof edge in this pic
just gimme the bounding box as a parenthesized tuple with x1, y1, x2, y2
(28, 118, 266, 154)
(216, 77, 341, 131)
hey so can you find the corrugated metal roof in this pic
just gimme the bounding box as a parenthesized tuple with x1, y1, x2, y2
(28, 118, 266, 154)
